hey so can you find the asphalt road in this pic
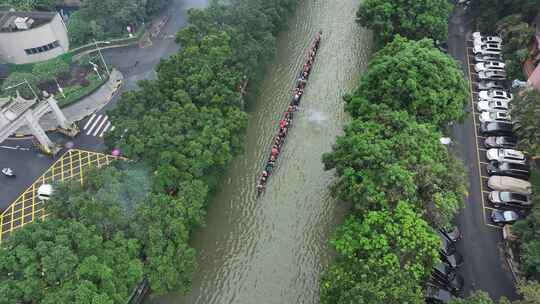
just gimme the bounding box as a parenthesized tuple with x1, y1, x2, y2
(0, 0, 209, 211)
(448, 5, 518, 301)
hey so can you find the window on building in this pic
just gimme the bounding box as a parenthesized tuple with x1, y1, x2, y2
(24, 40, 61, 56)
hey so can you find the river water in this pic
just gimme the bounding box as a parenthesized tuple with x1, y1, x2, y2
(155, 0, 371, 303)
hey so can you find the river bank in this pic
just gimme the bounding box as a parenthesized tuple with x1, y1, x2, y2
(153, 0, 372, 303)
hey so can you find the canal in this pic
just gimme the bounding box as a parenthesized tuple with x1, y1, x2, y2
(155, 0, 371, 303)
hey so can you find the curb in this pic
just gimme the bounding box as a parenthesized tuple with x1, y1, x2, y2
(7, 74, 123, 139)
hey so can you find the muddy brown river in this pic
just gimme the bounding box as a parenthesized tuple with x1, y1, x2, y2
(154, 0, 371, 303)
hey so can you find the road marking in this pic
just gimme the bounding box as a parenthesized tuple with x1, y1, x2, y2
(0, 145, 30, 151)
(86, 114, 103, 135)
(92, 116, 108, 137)
(99, 122, 111, 138)
(83, 114, 96, 130)
(466, 41, 492, 228)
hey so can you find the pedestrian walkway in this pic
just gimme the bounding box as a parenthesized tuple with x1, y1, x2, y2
(81, 114, 115, 138)
(12, 69, 123, 136)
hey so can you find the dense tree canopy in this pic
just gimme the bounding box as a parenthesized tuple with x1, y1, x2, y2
(510, 89, 540, 157)
(0, 219, 144, 304)
(0, 0, 60, 11)
(495, 15, 535, 81)
(356, 0, 452, 45)
(322, 105, 466, 227)
(346, 36, 469, 129)
(320, 203, 440, 304)
(470, 0, 540, 33)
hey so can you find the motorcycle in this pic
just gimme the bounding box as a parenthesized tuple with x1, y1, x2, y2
(2, 168, 16, 177)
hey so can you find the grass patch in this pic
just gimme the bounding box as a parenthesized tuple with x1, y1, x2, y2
(56, 72, 107, 108)
(6, 53, 73, 74)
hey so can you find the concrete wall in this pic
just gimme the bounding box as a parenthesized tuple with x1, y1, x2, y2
(0, 13, 69, 64)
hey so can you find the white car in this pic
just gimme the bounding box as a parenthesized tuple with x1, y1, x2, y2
(478, 70, 506, 80)
(478, 80, 505, 90)
(474, 53, 503, 63)
(474, 43, 502, 55)
(479, 111, 511, 123)
(478, 90, 512, 102)
(486, 149, 527, 165)
(473, 33, 503, 46)
(475, 61, 505, 72)
(477, 100, 510, 112)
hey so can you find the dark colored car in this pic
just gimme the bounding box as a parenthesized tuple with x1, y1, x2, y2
(488, 191, 532, 209)
(440, 250, 464, 268)
(491, 209, 519, 226)
(484, 136, 517, 149)
(425, 285, 452, 304)
(430, 263, 464, 294)
(439, 232, 457, 255)
(438, 226, 462, 243)
(480, 122, 514, 137)
(487, 161, 530, 179)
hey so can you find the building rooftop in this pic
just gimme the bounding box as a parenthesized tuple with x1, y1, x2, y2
(0, 11, 57, 33)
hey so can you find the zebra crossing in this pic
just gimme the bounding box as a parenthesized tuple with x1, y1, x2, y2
(82, 114, 115, 138)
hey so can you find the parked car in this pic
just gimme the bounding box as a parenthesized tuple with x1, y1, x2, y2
(487, 161, 530, 179)
(477, 100, 510, 112)
(440, 250, 464, 269)
(438, 226, 462, 243)
(430, 264, 464, 294)
(478, 70, 506, 80)
(488, 191, 532, 209)
(479, 111, 511, 123)
(472, 32, 503, 45)
(486, 149, 527, 165)
(478, 80, 506, 90)
(474, 53, 503, 63)
(425, 285, 452, 304)
(478, 90, 513, 102)
(484, 136, 517, 148)
(473, 43, 502, 55)
(487, 176, 532, 194)
(479, 122, 514, 136)
(491, 209, 519, 225)
(475, 61, 505, 72)
(439, 232, 457, 256)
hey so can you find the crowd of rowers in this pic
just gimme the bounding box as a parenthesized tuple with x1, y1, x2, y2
(257, 31, 322, 195)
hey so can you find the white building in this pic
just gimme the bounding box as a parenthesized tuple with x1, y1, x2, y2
(0, 11, 69, 64)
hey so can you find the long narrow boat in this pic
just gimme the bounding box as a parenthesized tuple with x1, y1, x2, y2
(256, 31, 322, 195)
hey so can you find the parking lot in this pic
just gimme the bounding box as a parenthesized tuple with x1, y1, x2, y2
(0, 149, 120, 242)
(465, 37, 508, 230)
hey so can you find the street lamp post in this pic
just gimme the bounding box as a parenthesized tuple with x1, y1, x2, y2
(89, 60, 103, 81)
(93, 39, 111, 76)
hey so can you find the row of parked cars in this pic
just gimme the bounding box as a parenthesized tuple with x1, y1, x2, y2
(425, 227, 464, 303)
(472, 33, 533, 226)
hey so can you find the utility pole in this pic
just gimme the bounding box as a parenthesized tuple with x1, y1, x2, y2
(93, 39, 110, 76)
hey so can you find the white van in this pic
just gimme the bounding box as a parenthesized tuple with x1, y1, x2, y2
(487, 176, 532, 195)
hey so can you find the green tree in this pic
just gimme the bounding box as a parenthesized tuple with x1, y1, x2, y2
(495, 14, 535, 81)
(470, 0, 540, 33)
(449, 291, 498, 304)
(320, 203, 440, 304)
(0, 219, 143, 304)
(0, 0, 60, 11)
(346, 36, 469, 129)
(356, 0, 452, 45)
(67, 11, 93, 47)
(514, 280, 540, 304)
(322, 106, 466, 227)
(32, 57, 70, 83)
(510, 89, 540, 157)
(47, 165, 151, 239)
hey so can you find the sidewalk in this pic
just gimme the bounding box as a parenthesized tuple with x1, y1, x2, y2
(14, 69, 123, 136)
